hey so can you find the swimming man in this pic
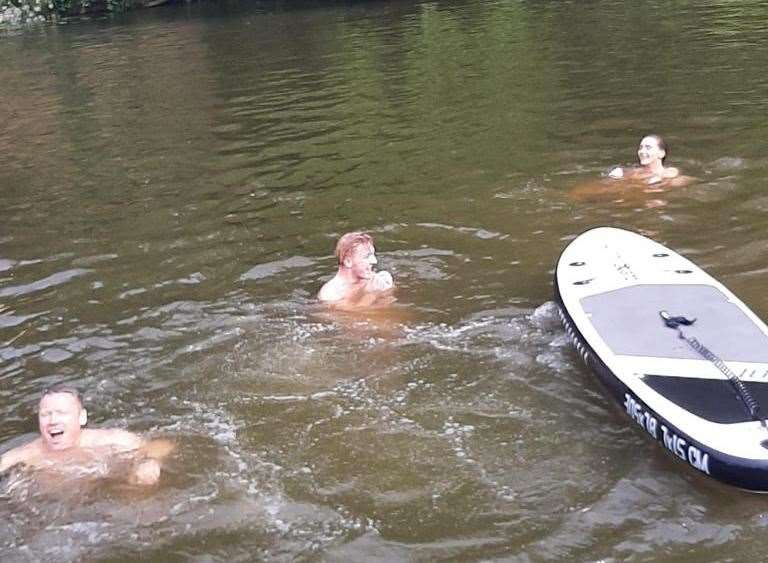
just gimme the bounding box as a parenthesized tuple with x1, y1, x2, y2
(0, 385, 172, 486)
(318, 232, 394, 308)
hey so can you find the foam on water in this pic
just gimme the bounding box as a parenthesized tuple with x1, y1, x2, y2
(1, 294, 581, 561)
(0, 388, 369, 561)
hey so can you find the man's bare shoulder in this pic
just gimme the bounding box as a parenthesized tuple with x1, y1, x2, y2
(318, 277, 345, 302)
(0, 439, 43, 471)
(81, 428, 143, 451)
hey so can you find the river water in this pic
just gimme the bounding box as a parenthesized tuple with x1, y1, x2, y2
(2, 0, 768, 560)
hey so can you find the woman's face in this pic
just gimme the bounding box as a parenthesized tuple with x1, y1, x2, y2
(637, 136, 665, 166)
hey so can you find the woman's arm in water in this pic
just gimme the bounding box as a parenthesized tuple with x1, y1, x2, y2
(569, 177, 627, 201)
(665, 174, 694, 188)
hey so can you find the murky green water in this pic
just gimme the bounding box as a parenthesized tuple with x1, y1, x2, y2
(2, 1, 768, 560)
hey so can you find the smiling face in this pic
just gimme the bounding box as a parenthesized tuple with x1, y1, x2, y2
(345, 243, 377, 281)
(637, 135, 666, 167)
(38, 392, 86, 451)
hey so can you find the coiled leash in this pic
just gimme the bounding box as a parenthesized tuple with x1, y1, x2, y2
(659, 310, 766, 428)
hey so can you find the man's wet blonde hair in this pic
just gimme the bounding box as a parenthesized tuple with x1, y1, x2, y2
(41, 384, 83, 407)
(335, 232, 373, 266)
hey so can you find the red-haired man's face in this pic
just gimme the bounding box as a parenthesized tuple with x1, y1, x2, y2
(345, 243, 377, 281)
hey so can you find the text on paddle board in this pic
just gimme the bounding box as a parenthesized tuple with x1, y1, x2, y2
(624, 393, 710, 474)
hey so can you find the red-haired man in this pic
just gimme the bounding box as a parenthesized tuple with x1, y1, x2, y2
(318, 232, 394, 307)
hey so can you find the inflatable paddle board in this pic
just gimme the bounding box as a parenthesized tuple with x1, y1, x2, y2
(555, 227, 768, 491)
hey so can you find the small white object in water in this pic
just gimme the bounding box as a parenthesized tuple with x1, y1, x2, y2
(371, 271, 393, 291)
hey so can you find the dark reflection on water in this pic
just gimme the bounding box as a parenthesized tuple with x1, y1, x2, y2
(2, 0, 768, 560)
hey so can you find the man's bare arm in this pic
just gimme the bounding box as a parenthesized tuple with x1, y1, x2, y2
(140, 438, 175, 459)
(130, 439, 175, 486)
(0, 441, 38, 473)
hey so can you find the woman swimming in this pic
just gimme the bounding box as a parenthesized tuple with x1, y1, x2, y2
(569, 133, 693, 205)
(608, 134, 680, 185)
